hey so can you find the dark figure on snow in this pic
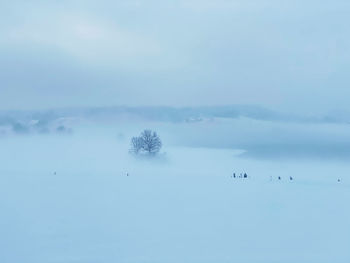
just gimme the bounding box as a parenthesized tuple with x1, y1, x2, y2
(244, 173, 248, 178)
(338, 178, 341, 182)
(290, 176, 293, 181)
(278, 176, 281, 180)
(233, 173, 236, 178)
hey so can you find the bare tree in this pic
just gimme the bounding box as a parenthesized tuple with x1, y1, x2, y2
(140, 129, 162, 154)
(130, 129, 162, 155)
(130, 136, 143, 154)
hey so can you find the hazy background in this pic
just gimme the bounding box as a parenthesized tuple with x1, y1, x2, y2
(1, 105, 350, 161)
(1, 0, 350, 114)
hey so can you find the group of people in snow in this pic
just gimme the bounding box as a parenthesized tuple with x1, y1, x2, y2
(230, 173, 343, 183)
(230, 172, 295, 181)
(231, 173, 248, 179)
(274, 176, 293, 181)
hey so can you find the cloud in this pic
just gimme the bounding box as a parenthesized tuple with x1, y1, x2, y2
(1, 0, 350, 112)
(3, 13, 162, 65)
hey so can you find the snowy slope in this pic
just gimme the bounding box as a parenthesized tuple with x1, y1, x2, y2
(0, 130, 349, 263)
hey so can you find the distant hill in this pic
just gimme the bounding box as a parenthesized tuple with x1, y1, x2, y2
(0, 105, 349, 136)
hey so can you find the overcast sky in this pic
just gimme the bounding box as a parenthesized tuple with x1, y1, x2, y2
(1, 0, 349, 113)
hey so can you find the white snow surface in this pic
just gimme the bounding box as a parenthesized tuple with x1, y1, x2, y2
(0, 126, 349, 263)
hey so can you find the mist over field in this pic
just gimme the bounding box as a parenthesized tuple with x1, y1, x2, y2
(2, 105, 350, 160)
(1, 107, 350, 262)
(2, 0, 350, 262)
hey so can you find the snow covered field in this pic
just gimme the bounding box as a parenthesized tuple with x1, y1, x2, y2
(1, 125, 350, 263)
